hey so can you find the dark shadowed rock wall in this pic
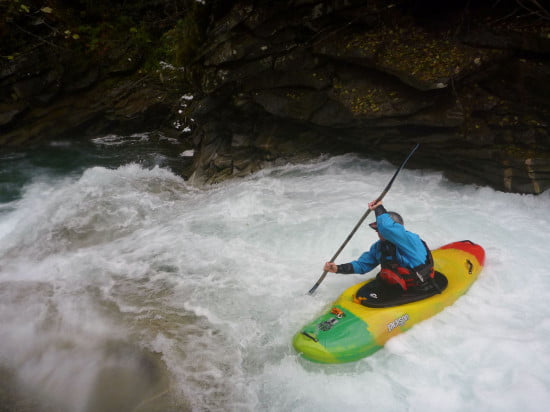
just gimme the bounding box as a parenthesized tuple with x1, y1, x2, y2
(2, 0, 550, 194)
(185, 0, 550, 194)
(0, 0, 192, 147)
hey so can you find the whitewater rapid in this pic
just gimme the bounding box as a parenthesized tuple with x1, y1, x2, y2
(1, 149, 549, 411)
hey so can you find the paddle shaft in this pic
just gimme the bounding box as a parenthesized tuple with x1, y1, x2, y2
(307, 144, 420, 295)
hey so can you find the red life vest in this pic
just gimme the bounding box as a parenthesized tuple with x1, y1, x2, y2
(378, 240, 434, 291)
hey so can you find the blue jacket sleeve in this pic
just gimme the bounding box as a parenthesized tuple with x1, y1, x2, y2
(349, 241, 381, 274)
(376, 213, 427, 268)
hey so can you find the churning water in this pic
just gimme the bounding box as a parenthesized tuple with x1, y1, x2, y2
(0, 138, 549, 412)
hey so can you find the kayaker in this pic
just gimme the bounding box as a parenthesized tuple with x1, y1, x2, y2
(324, 200, 436, 294)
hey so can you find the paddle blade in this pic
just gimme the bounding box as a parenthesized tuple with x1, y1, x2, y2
(308, 271, 328, 295)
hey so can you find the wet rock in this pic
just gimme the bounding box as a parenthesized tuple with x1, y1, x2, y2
(63, 65, 99, 93)
(3, 1, 550, 194)
(461, 24, 550, 54)
(314, 26, 510, 91)
(0, 102, 27, 126)
(252, 87, 327, 121)
(187, 0, 550, 194)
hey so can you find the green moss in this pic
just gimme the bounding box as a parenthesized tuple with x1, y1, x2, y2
(331, 80, 398, 116)
(142, 5, 205, 75)
(342, 25, 505, 84)
(2, 0, 206, 79)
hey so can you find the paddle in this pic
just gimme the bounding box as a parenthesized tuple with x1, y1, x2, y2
(307, 144, 420, 295)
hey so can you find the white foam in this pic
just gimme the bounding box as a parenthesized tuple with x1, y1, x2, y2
(179, 149, 194, 157)
(1, 155, 550, 411)
(91, 133, 150, 146)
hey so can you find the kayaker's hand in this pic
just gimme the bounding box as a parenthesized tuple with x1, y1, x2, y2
(324, 262, 338, 273)
(368, 200, 383, 210)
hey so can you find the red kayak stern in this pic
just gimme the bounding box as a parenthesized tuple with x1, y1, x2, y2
(439, 240, 485, 266)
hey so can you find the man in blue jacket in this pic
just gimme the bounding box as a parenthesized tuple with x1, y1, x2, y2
(324, 200, 435, 293)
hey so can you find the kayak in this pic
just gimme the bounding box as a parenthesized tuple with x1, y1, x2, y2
(293, 240, 485, 363)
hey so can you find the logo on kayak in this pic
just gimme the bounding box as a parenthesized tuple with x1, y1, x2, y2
(318, 318, 339, 331)
(318, 308, 346, 331)
(387, 314, 409, 332)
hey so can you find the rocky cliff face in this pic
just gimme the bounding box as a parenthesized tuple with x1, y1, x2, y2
(2, 0, 550, 194)
(0, 0, 192, 148)
(0, 44, 181, 147)
(185, 0, 550, 194)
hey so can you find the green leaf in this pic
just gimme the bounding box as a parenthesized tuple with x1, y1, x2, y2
(41, 7, 53, 14)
